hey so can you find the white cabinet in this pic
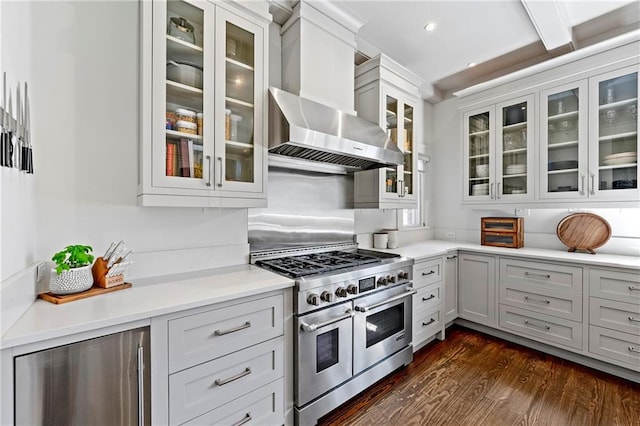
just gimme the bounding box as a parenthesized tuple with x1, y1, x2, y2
(458, 252, 496, 327)
(354, 54, 421, 209)
(444, 252, 458, 324)
(463, 94, 535, 203)
(412, 257, 444, 350)
(139, 0, 269, 207)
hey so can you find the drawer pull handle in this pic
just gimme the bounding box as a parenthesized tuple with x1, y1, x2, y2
(422, 271, 435, 276)
(629, 316, 640, 323)
(524, 295, 550, 304)
(214, 321, 252, 336)
(629, 286, 640, 291)
(446, 255, 457, 260)
(628, 347, 640, 354)
(232, 413, 252, 426)
(422, 294, 436, 301)
(422, 318, 436, 327)
(524, 272, 551, 279)
(215, 367, 251, 386)
(524, 319, 550, 330)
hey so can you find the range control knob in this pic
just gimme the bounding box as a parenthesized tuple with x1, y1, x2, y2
(335, 287, 348, 298)
(347, 284, 358, 295)
(307, 293, 320, 306)
(320, 291, 333, 303)
(398, 271, 409, 280)
(388, 275, 396, 284)
(377, 276, 388, 286)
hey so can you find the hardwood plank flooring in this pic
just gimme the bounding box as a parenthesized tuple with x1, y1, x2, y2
(318, 326, 640, 426)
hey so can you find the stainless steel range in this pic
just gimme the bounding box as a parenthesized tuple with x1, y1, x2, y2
(251, 242, 415, 425)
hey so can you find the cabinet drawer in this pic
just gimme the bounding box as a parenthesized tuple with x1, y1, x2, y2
(169, 338, 284, 425)
(184, 379, 284, 426)
(499, 258, 582, 293)
(499, 305, 583, 350)
(499, 282, 582, 321)
(414, 259, 442, 287)
(589, 298, 640, 335)
(589, 269, 640, 304)
(414, 307, 441, 345)
(589, 326, 640, 371)
(414, 283, 441, 313)
(169, 294, 283, 373)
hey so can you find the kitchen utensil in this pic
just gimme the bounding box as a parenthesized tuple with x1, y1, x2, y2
(118, 250, 133, 264)
(102, 242, 116, 259)
(1, 73, 6, 167)
(24, 82, 33, 173)
(556, 212, 611, 254)
(166, 60, 203, 89)
(105, 240, 124, 261)
(6, 90, 13, 168)
(167, 16, 196, 44)
(107, 248, 126, 268)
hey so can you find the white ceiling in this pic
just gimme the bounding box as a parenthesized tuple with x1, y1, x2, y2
(331, 0, 639, 102)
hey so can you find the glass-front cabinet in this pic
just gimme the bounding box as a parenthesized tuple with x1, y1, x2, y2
(381, 93, 416, 199)
(540, 81, 588, 199)
(139, 0, 268, 207)
(589, 66, 638, 199)
(463, 95, 534, 202)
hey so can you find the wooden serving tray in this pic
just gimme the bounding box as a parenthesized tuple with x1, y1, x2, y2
(556, 213, 611, 254)
(39, 283, 132, 304)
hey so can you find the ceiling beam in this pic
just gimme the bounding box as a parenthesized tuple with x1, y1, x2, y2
(521, 0, 573, 51)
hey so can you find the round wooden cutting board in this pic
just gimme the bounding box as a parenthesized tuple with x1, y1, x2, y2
(556, 213, 612, 254)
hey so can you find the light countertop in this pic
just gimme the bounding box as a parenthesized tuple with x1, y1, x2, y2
(1, 264, 294, 349)
(375, 240, 640, 270)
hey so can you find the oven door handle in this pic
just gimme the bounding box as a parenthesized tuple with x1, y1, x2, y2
(354, 288, 417, 313)
(300, 310, 354, 332)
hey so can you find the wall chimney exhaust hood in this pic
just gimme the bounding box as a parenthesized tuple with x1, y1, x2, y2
(268, 87, 403, 171)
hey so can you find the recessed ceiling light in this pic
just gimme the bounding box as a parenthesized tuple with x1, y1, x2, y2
(467, 62, 477, 68)
(424, 22, 436, 32)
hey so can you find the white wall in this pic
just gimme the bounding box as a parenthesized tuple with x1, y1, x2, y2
(431, 93, 640, 257)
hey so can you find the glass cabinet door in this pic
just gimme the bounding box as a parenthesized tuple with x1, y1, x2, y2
(402, 103, 415, 197)
(384, 95, 399, 195)
(540, 82, 588, 199)
(465, 110, 492, 200)
(590, 67, 638, 198)
(215, 9, 264, 192)
(154, 0, 211, 189)
(497, 95, 534, 199)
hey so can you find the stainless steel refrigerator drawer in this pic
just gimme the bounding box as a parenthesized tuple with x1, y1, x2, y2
(14, 327, 150, 426)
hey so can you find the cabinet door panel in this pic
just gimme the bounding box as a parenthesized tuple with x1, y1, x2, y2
(458, 253, 496, 326)
(463, 107, 494, 202)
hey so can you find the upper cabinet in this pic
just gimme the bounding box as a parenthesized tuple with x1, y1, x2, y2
(353, 55, 422, 209)
(139, 0, 270, 207)
(463, 95, 534, 203)
(461, 59, 639, 207)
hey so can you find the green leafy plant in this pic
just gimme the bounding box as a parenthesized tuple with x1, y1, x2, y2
(52, 245, 95, 275)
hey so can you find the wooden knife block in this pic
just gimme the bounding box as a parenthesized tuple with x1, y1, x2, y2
(92, 257, 125, 288)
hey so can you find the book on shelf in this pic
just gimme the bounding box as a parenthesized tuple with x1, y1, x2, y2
(166, 138, 203, 178)
(179, 139, 190, 177)
(166, 142, 177, 177)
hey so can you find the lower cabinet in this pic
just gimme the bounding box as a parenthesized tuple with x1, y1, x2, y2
(444, 252, 458, 324)
(412, 257, 444, 350)
(458, 252, 496, 327)
(153, 291, 288, 425)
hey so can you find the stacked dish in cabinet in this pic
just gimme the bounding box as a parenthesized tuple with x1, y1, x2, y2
(501, 102, 529, 195)
(468, 112, 490, 196)
(164, 3, 205, 179)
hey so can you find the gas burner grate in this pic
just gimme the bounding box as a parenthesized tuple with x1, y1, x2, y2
(255, 250, 386, 278)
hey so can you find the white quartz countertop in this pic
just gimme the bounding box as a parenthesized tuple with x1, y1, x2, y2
(374, 240, 640, 270)
(1, 264, 294, 349)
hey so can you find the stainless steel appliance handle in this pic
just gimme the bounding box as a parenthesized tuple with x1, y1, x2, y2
(215, 367, 251, 386)
(300, 310, 354, 332)
(524, 271, 551, 279)
(137, 345, 145, 426)
(629, 347, 640, 354)
(629, 286, 640, 291)
(579, 174, 585, 195)
(232, 413, 252, 426)
(590, 173, 596, 195)
(524, 319, 550, 330)
(217, 156, 224, 187)
(629, 316, 640, 323)
(354, 289, 417, 312)
(206, 155, 213, 186)
(524, 295, 550, 304)
(214, 321, 251, 336)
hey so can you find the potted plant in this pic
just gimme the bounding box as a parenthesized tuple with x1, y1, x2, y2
(49, 245, 95, 294)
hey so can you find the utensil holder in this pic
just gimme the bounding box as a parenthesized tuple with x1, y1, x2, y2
(92, 257, 125, 288)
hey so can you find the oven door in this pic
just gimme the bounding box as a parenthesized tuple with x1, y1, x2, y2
(353, 285, 416, 375)
(296, 301, 354, 407)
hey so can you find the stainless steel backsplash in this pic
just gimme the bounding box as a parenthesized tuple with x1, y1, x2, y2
(248, 167, 355, 251)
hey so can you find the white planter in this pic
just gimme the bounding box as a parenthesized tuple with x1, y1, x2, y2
(49, 265, 94, 295)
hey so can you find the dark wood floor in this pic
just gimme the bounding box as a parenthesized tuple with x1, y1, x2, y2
(318, 326, 640, 426)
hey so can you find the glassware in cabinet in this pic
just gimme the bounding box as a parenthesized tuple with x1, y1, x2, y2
(593, 70, 638, 194)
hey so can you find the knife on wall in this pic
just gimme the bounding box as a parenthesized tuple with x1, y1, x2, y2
(1, 73, 6, 167)
(24, 82, 33, 173)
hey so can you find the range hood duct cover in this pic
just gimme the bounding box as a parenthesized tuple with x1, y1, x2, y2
(268, 87, 403, 171)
